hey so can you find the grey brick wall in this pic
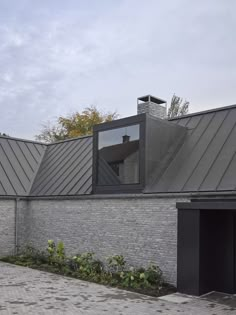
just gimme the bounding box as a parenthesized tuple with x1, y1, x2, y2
(0, 200, 15, 256)
(17, 196, 186, 285)
(137, 101, 167, 119)
(17, 199, 29, 251)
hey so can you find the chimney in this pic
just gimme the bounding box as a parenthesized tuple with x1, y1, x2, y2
(122, 135, 130, 143)
(137, 95, 167, 119)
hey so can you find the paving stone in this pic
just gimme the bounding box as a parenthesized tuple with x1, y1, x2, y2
(0, 262, 234, 315)
(158, 293, 192, 304)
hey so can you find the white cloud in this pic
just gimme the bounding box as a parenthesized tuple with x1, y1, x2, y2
(0, 0, 236, 138)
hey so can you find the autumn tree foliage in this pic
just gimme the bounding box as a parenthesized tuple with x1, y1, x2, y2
(36, 106, 119, 143)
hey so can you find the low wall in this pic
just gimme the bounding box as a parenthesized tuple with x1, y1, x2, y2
(17, 196, 185, 285)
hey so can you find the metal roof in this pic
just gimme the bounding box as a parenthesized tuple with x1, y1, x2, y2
(1, 104, 236, 197)
(147, 105, 236, 193)
(30, 136, 92, 196)
(0, 136, 46, 196)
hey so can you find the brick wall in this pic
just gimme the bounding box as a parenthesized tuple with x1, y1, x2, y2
(0, 200, 15, 256)
(137, 101, 167, 119)
(16, 196, 186, 285)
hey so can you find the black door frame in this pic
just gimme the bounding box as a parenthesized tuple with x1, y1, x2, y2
(176, 199, 236, 296)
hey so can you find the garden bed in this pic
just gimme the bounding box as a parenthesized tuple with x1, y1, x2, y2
(0, 240, 176, 298)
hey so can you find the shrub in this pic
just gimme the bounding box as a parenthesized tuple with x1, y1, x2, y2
(106, 255, 163, 290)
(107, 255, 126, 273)
(72, 252, 103, 278)
(21, 245, 48, 265)
(47, 240, 56, 263)
(2, 240, 165, 294)
(46, 240, 66, 270)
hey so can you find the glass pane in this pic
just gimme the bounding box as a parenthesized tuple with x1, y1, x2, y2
(98, 124, 140, 185)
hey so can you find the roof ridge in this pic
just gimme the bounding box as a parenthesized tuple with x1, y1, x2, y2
(168, 103, 236, 121)
(0, 135, 46, 145)
(0, 134, 93, 146)
(48, 135, 93, 145)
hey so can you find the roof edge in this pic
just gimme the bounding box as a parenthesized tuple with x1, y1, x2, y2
(0, 134, 93, 146)
(168, 103, 236, 121)
(0, 135, 46, 145)
(48, 134, 93, 145)
(1, 190, 236, 200)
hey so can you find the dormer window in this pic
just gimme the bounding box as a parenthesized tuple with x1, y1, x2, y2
(98, 124, 140, 185)
(93, 115, 145, 193)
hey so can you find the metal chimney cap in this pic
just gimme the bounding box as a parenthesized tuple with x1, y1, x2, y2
(137, 95, 166, 105)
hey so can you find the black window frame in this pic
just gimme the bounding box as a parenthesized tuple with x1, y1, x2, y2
(93, 114, 146, 194)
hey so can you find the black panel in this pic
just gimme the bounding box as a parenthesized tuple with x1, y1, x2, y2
(177, 209, 200, 295)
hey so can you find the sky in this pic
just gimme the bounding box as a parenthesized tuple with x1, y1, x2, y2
(0, 0, 236, 139)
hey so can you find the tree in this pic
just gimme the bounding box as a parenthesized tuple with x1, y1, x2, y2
(0, 133, 9, 137)
(168, 94, 189, 119)
(35, 122, 68, 143)
(36, 105, 119, 143)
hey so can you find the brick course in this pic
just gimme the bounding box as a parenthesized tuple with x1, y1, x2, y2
(0, 196, 187, 285)
(16, 196, 186, 285)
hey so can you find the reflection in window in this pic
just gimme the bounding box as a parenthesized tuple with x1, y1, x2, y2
(98, 124, 140, 185)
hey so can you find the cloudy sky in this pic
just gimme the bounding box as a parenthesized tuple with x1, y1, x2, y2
(0, 0, 236, 139)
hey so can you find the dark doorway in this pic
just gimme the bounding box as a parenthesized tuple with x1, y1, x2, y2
(200, 210, 235, 294)
(177, 200, 236, 296)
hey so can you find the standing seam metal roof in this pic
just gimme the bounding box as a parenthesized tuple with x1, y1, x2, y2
(30, 136, 93, 196)
(1, 104, 236, 197)
(0, 137, 46, 196)
(148, 105, 236, 193)
(0, 135, 92, 196)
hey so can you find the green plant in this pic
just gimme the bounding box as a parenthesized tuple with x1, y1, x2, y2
(120, 268, 137, 288)
(47, 240, 56, 264)
(144, 264, 163, 286)
(72, 252, 103, 278)
(55, 241, 65, 269)
(118, 264, 163, 289)
(56, 241, 65, 260)
(46, 240, 66, 269)
(21, 245, 48, 265)
(107, 255, 126, 273)
(0, 241, 167, 296)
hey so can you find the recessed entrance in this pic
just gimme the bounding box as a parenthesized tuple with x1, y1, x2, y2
(200, 210, 235, 294)
(176, 199, 236, 296)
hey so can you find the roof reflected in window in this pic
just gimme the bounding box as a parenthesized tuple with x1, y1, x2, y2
(98, 124, 140, 185)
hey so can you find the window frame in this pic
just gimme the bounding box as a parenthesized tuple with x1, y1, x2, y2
(93, 114, 146, 194)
